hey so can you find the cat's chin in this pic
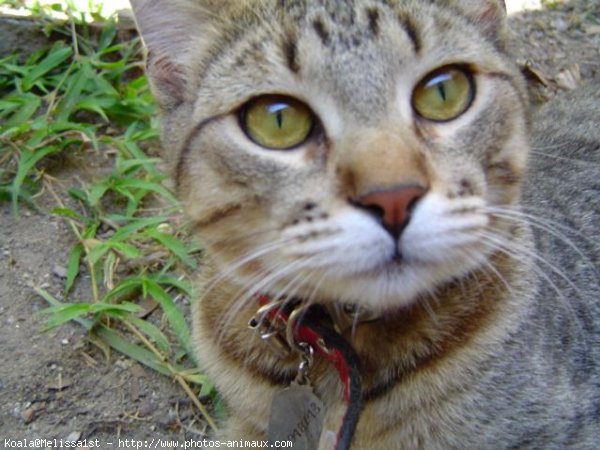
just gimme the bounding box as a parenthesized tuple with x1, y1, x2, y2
(311, 250, 490, 311)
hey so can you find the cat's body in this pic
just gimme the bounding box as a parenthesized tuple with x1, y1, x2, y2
(130, 0, 600, 448)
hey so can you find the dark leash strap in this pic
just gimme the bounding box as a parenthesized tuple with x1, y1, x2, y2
(298, 319, 363, 450)
(255, 297, 363, 450)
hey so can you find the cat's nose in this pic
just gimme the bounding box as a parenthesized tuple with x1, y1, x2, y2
(355, 185, 427, 240)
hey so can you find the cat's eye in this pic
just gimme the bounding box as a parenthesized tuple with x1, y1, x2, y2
(240, 95, 314, 150)
(412, 67, 475, 122)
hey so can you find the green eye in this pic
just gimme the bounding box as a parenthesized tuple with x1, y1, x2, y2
(241, 95, 314, 150)
(412, 67, 475, 122)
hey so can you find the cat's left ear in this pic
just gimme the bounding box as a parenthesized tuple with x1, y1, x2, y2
(129, 0, 219, 110)
(451, 0, 507, 44)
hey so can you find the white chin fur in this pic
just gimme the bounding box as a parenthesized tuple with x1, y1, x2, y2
(277, 193, 491, 311)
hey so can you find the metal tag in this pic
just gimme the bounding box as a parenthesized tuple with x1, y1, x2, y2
(267, 383, 325, 449)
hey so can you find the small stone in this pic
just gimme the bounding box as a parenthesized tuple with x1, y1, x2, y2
(586, 25, 600, 35)
(53, 265, 68, 279)
(130, 363, 146, 378)
(64, 431, 82, 442)
(21, 402, 45, 424)
(114, 359, 131, 370)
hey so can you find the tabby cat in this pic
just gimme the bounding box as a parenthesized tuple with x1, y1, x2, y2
(130, 0, 600, 448)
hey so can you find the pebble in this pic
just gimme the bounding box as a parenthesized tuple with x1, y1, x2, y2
(21, 402, 45, 424)
(64, 431, 82, 442)
(53, 264, 68, 279)
(115, 359, 131, 370)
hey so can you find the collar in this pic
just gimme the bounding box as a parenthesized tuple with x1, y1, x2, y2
(248, 294, 379, 357)
(248, 294, 379, 396)
(249, 294, 364, 450)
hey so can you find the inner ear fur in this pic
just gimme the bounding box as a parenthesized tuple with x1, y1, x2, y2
(129, 0, 226, 110)
(447, 0, 507, 45)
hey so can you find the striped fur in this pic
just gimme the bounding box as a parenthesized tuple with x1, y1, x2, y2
(131, 1, 600, 448)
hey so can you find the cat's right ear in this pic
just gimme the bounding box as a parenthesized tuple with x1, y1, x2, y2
(449, 0, 507, 45)
(129, 0, 215, 110)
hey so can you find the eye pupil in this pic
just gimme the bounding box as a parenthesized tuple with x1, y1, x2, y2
(437, 82, 447, 101)
(276, 110, 284, 128)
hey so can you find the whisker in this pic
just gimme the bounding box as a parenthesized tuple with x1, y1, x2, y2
(486, 206, 599, 284)
(473, 230, 588, 332)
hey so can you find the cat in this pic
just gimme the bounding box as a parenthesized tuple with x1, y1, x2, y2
(130, 0, 600, 448)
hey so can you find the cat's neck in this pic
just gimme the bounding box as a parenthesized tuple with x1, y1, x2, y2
(200, 221, 537, 393)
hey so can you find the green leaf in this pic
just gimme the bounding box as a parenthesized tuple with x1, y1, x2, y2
(86, 243, 110, 266)
(89, 302, 143, 315)
(41, 303, 91, 330)
(51, 207, 87, 223)
(150, 274, 193, 297)
(111, 242, 142, 259)
(113, 178, 178, 205)
(146, 229, 197, 268)
(102, 277, 142, 303)
(95, 325, 172, 376)
(116, 157, 162, 174)
(55, 61, 91, 121)
(65, 243, 84, 294)
(97, 19, 117, 52)
(109, 216, 166, 242)
(21, 44, 72, 91)
(75, 97, 115, 122)
(87, 181, 111, 207)
(128, 316, 171, 354)
(0, 94, 42, 131)
(68, 187, 88, 203)
(185, 373, 216, 397)
(143, 279, 194, 358)
(12, 146, 58, 213)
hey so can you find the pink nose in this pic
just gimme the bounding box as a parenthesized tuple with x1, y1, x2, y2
(356, 186, 427, 239)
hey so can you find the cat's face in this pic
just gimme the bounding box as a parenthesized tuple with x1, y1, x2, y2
(133, 0, 529, 311)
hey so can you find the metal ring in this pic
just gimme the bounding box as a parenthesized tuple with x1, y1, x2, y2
(286, 305, 311, 353)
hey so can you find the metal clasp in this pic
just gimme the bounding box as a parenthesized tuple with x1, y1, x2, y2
(294, 342, 314, 385)
(248, 300, 292, 357)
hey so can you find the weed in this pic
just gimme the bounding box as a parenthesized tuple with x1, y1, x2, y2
(0, 1, 219, 433)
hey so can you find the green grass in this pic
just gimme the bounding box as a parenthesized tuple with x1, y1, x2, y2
(0, 1, 219, 431)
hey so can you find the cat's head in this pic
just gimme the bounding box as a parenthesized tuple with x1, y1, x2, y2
(131, 0, 529, 311)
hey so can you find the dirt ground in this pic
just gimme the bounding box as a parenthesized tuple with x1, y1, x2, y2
(1, 1, 599, 449)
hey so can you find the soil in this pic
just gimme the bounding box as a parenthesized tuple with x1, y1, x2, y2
(1, 1, 599, 449)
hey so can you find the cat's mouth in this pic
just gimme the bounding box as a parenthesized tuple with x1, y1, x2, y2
(270, 193, 493, 310)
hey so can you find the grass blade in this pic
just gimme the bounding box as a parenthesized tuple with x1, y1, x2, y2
(128, 316, 171, 354)
(65, 243, 84, 294)
(0, 93, 42, 130)
(146, 228, 197, 269)
(34, 288, 93, 331)
(143, 278, 193, 358)
(12, 146, 58, 213)
(95, 325, 172, 376)
(22, 44, 73, 91)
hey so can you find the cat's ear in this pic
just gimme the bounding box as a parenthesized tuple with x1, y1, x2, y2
(450, 0, 507, 44)
(129, 0, 219, 109)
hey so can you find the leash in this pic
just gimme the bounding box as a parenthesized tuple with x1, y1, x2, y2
(250, 296, 363, 450)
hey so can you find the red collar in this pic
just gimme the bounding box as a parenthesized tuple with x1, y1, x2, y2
(253, 294, 354, 400)
(250, 295, 364, 449)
